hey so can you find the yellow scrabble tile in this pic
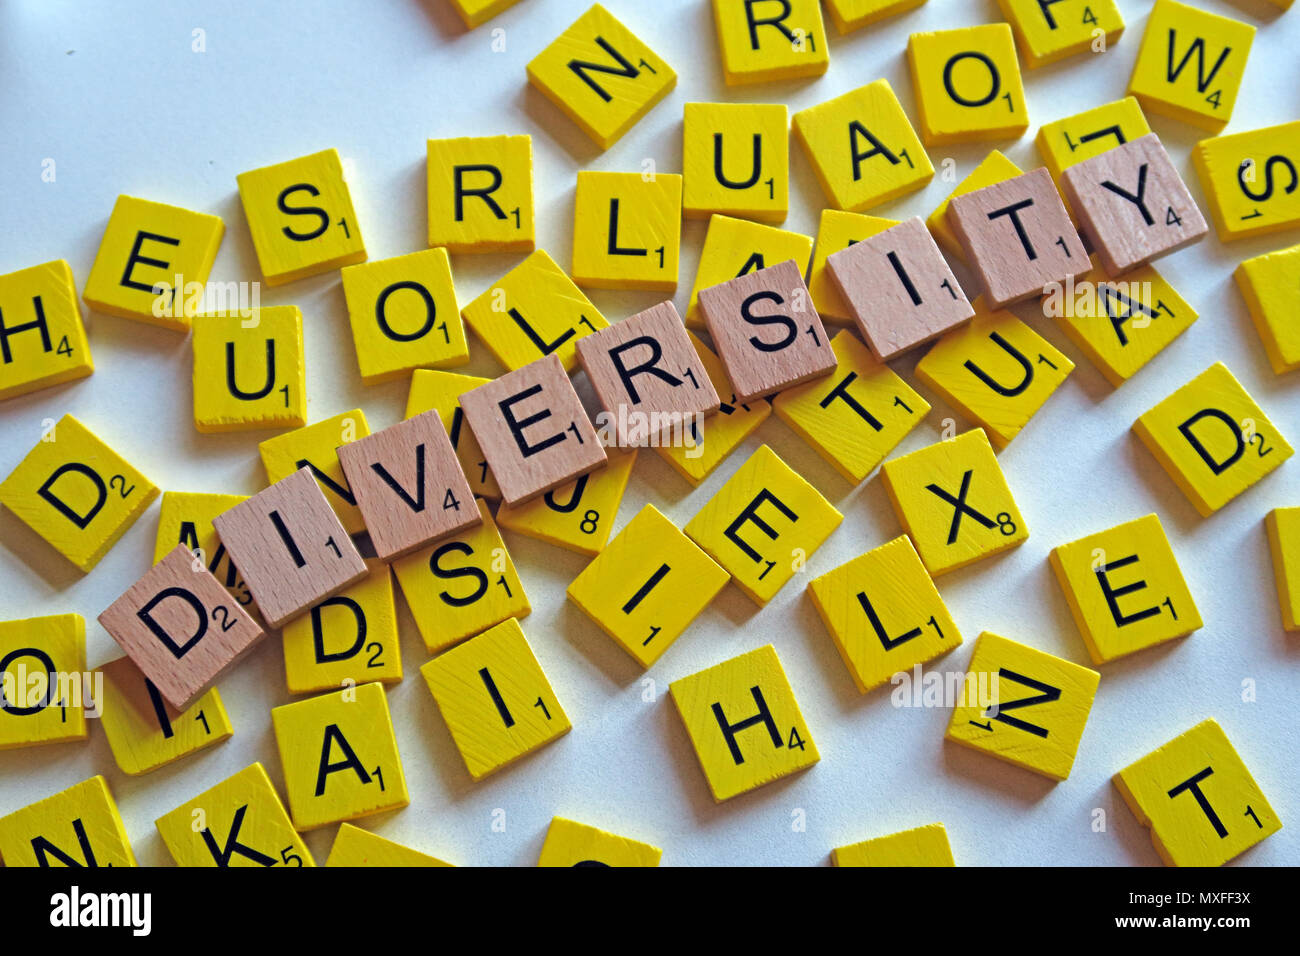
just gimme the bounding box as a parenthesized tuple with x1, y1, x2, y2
(155, 763, 314, 867)
(426, 135, 534, 254)
(1036, 96, 1152, 187)
(326, 823, 453, 867)
(683, 103, 789, 223)
(236, 148, 365, 286)
(448, 0, 522, 29)
(808, 535, 961, 693)
(1133, 363, 1293, 517)
(915, 298, 1073, 449)
(1126, 0, 1254, 134)
(1050, 513, 1202, 664)
(946, 631, 1100, 780)
(773, 331, 928, 483)
(393, 499, 529, 654)
(571, 171, 682, 292)
(461, 249, 608, 373)
(96, 655, 233, 775)
(670, 644, 818, 802)
(82, 195, 224, 330)
(1237, 244, 1300, 374)
(907, 24, 1028, 147)
(497, 450, 636, 556)
(0, 614, 88, 750)
(0, 414, 158, 573)
(711, 0, 829, 86)
(1195, 122, 1300, 242)
(832, 823, 954, 866)
(880, 429, 1028, 576)
(685, 445, 843, 605)
(825, 0, 926, 34)
(0, 260, 94, 402)
(538, 817, 662, 866)
(1114, 719, 1281, 866)
(1266, 508, 1300, 631)
(807, 210, 900, 324)
(0, 776, 135, 867)
(192, 306, 306, 433)
(526, 4, 676, 150)
(154, 491, 254, 611)
(407, 369, 501, 499)
(259, 409, 370, 535)
(793, 80, 934, 212)
(420, 617, 570, 781)
(997, 0, 1125, 68)
(685, 215, 813, 328)
(927, 150, 1022, 259)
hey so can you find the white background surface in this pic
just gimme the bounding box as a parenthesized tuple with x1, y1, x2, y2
(1, 0, 1297, 867)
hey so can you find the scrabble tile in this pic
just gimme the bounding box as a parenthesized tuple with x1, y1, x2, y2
(880, 429, 1028, 576)
(0, 777, 135, 867)
(155, 491, 254, 615)
(772, 330, 929, 483)
(460, 249, 609, 373)
(447, 0, 521, 29)
(832, 823, 954, 866)
(155, 763, 314, 867)
(1266, 508, 1300, 631)
(685, 215, 813, 329)
(806, 210, 899, 324)
(793, 80, 934, 212)
(426, 135, 534, 254)
(526, 4, 676, 150)
(699, 259, 836, 403)
(0, 260, 94, 402)
(567, 503, 730, 668)
(997, 0, 1124, 68)
(683, 103, 789, 223)
(809, 535, 961, 694)
(496, 449, 636, 556)
(927, 150, 1022, 260)
(0, 614, 88, 751)
(1036, 96, 1152, 187)
(907, 24, 1029, 146)
(537, 817, 662, 866)
(571, 171, 682, 292)
(260, 409, 370, 536)
(1194, 122, 1300, 242)
(407, 369, 501, 499)
(1114, 719, 1280, 866)
(711, 0, 829, 86)
(392, 499, 530, 654)
(212, 468, 369, 628)
(669, 644, 818, 802)
(96, 655, 233, 775)
(915, 297, 1073, 448)
(1132, 363, 1293, 517)
(420, 617, 570, 781)
(947, 167, 1089, 310)
(684, 444, 842, 605)
(460, 354, 607, 507)
(326, 823, 453, 867)
(0, 413, 158, 572)
(824, 0, 926, 34)
(1126, 0, 1254, 134)
(236, 148, 365, 285)
(82, 194, 224, 330)
(192, 306, 306, 433)
(827, 216, 975, 361)
(946, 631, 1100, 780)
(337, 410, 481, 561)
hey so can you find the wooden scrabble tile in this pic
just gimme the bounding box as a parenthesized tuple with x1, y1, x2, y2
(0, 614, 88, 751)
(1265, 507, 1300, 631)
(420, 617, 570, 781)
(407, 369, 501, 500)
(1194, 122, 1300, 242)
(538, 817, 662, 866)
(946, 631, 1100, 780)
(772, 330, 929, 483)
(567, 503, 729, 668)
(82, 194, 224, 331)
(326, 823, 453, 867)
(460, 249, 609, 373)
(212, 468, 369, 628)
(1050, 513, 1202, 665)
(684, 444, 842, 605)
(809, 535, 961, 694)
(0, 776, 135, 867)
(915, 297, 1073, 448)
(828, 217, 975, 361)
(447, 0, 522, 29)
(337, 410, 481, 561)
(832, 823, 954, 866)
(669, 644, 818, 802)
(824, 0, 926, 34)
(571, 171, 682, 292)
(271, 681, 409, 830)
(236, 148, 365, 285)
(192, 306, 306, 433)
(1036, 96, 1151, 194)
(711, 0, 829, 86)
(496, 449, 636, 556)
(793, 80, 934, 212)
(1114, 719, 1280, 866)
(699, 259, 835, 403)
(96, 655, 233, 775)
(426, 135, 534, 254)
(1132, 363, 1293, 517)
(880, 429, 1028, 576)
(907, 24, 1029, 146)
(997, 0, 1124, 68)
(685, 215, 813, 328)
(1126, 0, 1254, 134)
(155, 763, 314, 867)
(927, 150, 1022, 260)
(683, 103, 789, 223)
(526, 4, 676, 150)
(947, 167, 1089, 309)
(0, 260, 94, 402)
(260, 409, 370, 536)
(0, 413, 158, 572)
(807, 210, 899, 325)
(393, 499, 530, 654)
